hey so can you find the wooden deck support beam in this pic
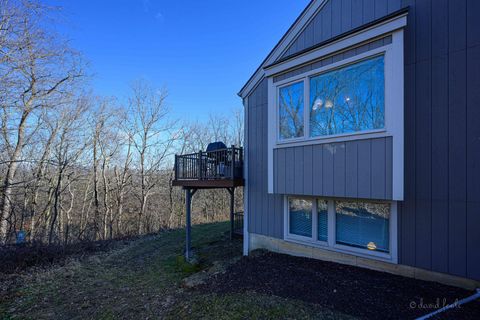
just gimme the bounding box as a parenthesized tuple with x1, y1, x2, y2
(227, 187, 235, 240)
(185, 188, 197, 261)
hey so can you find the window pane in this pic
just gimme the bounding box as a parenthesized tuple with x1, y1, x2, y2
(279, 81, 304, 140)
(289, 198, 312, 237)
(309, 55, 385, 137)
(317, 200, 328, 242)
(335, 201, 390, 253)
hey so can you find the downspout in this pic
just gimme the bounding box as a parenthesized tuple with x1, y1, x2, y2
(416, 288, 480, 320)
(243, 96, 249, 256)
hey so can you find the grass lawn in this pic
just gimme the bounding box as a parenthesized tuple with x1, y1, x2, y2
(0, 222, 347, 320)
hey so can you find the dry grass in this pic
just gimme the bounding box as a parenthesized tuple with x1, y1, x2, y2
(3, 221, 478, 319)
(1, 222, 343, 320)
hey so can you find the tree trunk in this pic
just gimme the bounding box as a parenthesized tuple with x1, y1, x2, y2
(31, 124, 58, 241)
(101, 156, 110, 240)
(1, 110, 30, 243)
(49, 166, 63, 245)
(92, 132, 100, 240)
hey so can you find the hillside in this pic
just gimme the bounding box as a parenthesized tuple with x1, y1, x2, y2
(0, 222, 338, 319)
(1, 222, 479, 320)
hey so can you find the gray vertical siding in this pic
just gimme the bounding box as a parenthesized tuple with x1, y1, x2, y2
(279, 0, 402, 60)
(399, 0, 480, 281)
(246, 0, 480, 281)
(247, 79, 284, 239)
(273, 138, 393, 200)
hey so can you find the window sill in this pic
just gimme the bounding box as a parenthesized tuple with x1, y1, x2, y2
(275, 129, 389, 149)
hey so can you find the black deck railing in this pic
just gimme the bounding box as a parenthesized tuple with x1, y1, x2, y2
(174, 146, 243, 181)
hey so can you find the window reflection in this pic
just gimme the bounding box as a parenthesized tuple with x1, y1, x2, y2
(309, 56, 385, 137)
(279, 81, 304, 140)
(289, 198, 312, 237)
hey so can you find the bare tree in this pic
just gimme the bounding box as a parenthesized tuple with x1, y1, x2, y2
(0, 0, 84, 243)
(48, 101, 89, 244)
(29, 111, 60, 240)
(0, 2, 245, 247)
(231, 107, 244, 147)
(128, 80, 175, 234)
(113, 115, 133, 237)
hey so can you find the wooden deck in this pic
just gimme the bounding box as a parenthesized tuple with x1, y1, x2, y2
(172, 178, 244, 189)
(172, 145, 244, 260)
(173, 146, 244, 189)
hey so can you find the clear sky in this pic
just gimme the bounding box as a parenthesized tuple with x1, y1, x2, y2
(45, 0, 311, 121)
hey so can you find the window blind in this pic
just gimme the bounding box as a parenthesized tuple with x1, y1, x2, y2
(289, 199, 312, 237)
(317, 200, 328, 242)
(335, 201, 390, 253)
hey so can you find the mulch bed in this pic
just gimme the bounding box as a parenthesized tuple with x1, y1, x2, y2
(201, 251, 480, 320)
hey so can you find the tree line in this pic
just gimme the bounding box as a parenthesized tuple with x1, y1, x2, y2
(0, 0, 244, 245)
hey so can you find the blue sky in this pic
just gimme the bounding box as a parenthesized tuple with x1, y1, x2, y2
(46, 0, 311, 121)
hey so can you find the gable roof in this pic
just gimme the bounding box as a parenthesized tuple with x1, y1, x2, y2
(238, 0, 408, 99)
(238, 0, 328, 98)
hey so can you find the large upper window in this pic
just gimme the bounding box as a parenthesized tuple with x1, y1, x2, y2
(309, 56, 385, 137)
(276, 55, 385, 141)
(310, 56, 385, 137)
(278, 81, 304, 140)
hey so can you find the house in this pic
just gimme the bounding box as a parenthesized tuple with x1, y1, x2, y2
(238, 0, 480, 289)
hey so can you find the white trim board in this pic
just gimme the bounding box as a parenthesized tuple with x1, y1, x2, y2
(243, 97, 250, 256)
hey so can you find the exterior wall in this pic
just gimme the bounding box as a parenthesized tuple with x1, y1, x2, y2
(274, 137, 392, 200)
(246, 79, 284, 239)
(245, 0, 480, 281)
(400, 0, 480, 281)
(279, 0, 402, 60)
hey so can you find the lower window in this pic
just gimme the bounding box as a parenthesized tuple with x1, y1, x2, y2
(317, 200, 328, 242)
(289, 199, 312, 237)
(335, 201, 390, 253)
(286, 197, 394, 259)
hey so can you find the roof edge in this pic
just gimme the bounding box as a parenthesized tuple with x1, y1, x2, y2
(238, 0, 324, 98)
(238, 3, 410, 99)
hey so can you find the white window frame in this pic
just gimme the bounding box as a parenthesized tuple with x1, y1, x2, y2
(284, 196, 398, 263)
(267, 24, 405, 201)
(285, 197, 329, 245)
(275, 50, 388, 145)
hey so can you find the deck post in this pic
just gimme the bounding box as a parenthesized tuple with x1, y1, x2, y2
(185, 188, 191, 260)
(185, 188, 198, 261)
(228, 187, 235, 240)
